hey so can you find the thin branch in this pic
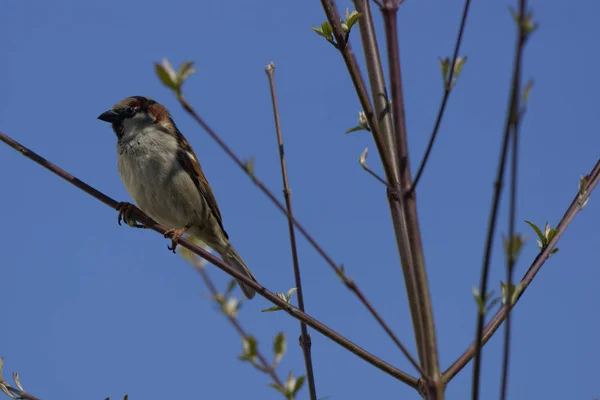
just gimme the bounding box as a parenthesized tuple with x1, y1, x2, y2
(174, 95, 424, 376)
(265, 62, 317, 400)
(500, 127, 519, 400)
(380, 1, 441, 396)
(443, 158, 600, 383)
(191, 256, 285, 390)
(362, 165, 388, 186)
(410, 0, 472, 192)
(471, 4, 528, 398)
(0, 130, 419, 388)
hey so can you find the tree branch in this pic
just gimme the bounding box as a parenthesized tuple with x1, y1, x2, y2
(443, 158, 600, 384)
(410, 0, 472, 192)
(471, 3, 528, 398)
(0, 130, 418, 388)
(265, 62, 318, 400)
(380, 1, 441, 396)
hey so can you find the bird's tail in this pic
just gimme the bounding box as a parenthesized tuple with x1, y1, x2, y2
(220, 245, 257, 300)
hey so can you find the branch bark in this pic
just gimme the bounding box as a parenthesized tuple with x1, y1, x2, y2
(265, 62, 318, 400)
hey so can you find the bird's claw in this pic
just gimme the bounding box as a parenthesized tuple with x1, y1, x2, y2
(164, 228, 187, 253)
(116, 202, 145, 228)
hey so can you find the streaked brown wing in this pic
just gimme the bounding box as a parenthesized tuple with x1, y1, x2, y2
(174, 129, 229, 240)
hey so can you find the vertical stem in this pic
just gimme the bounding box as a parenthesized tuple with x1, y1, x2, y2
(500, 2, 526, 398)
(381, 0, 442, 396)
(472, 2, 527, 398)
(265, 63, 318, 400)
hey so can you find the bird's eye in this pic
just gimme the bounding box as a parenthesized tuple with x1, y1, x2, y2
(125, 106, 136, 117)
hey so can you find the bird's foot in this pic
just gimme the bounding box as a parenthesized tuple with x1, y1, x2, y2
(164, 227, 189, 253)
(116, 202, 146, 228)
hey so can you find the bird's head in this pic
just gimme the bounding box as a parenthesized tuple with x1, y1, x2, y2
(98, 96, 175, 139)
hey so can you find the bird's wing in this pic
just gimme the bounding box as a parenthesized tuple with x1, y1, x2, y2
(174, 129, 229, 240)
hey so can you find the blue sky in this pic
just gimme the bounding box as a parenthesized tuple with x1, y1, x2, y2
(1, 0, 599, 399)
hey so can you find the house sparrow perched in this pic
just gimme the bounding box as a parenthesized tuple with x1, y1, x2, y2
(98, 96, 257, 299)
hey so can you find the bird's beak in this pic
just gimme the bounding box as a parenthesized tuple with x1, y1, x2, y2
(97, 109, 122, 123)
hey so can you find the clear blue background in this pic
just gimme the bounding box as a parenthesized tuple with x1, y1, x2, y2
(1, 0, 598, 399)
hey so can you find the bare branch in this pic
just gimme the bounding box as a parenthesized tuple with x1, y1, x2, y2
(380, 1, 441, 395)
(410, 0, 473, 192)
(471, 3, 530, 398)
(265, 61, 318, 400)
(444, 158, 600, 384)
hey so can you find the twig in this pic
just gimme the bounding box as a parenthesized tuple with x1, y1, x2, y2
(471, 3, 528, 398)
(500, 127, 519, 400)
(443, 158, 600, 383)
(380, 1, 441, 396)
(0, 130, 418, 388)
(265, 62, 318, 400)
(410, 0, 472, 192)
(191, 256, 285, 390)
(174, 95, 423, 376)
(362, 165, 388, 186)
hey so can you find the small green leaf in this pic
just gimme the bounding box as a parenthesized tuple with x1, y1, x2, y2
(239, 335, 258, 361)
(285, 287, 297, 301)
(546, 227, 558, 243)
(284, 372, 297, 395)
(262, 305, 281, 312)
(501, 281, 523, 306)
(438, 57, 450, 86)
(243, 156, 255, 176)
(321, 22, 333, 38)
(346, 11, 362, 29)
(273, 332, 287, 364)
(550, 248, 559, 256)
(503, 233, 526, 265)
(225, 279, 237, 296)
(450, 56, 467, 88)
(293, 375, 306, 394)
(525, 220, 544, 242)
(472, 287, 485, 315)
(345, 125, 365, 134)
(177, 61, 196, 83)
(522, 80, 534, 106)
(311, 27, 326, 37)
(155, 61, 178, 91)
(268, 383, 286, 395)
(262, 290, 293, 312)
(359, 147, 369, 169)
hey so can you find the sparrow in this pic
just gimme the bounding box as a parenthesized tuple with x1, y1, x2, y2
(98, 96, 257, 299)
